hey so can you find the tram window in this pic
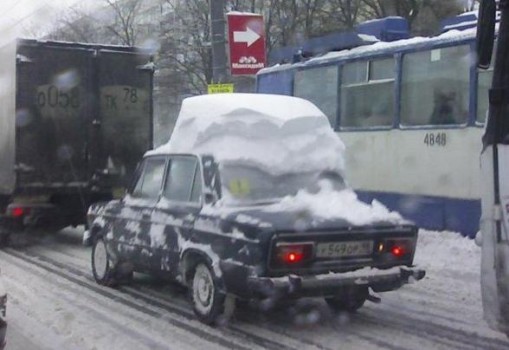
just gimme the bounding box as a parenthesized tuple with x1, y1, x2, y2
(294, 65, 338, 127)
(401, 45, 470, 126)
(340, 58, 395, 128)
(370, 59, 394, 80)
(342, 61, 367, 84)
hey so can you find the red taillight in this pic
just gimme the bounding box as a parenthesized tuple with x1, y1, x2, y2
(284, 251, 304, 263)
(383, 239, 413, 258)
(276, 243, 312, 265)
(10, 207, 27, 218)
(391, 245, 405, 257)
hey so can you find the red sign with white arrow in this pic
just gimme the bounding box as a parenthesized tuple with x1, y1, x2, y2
(227, 12, 266, 75)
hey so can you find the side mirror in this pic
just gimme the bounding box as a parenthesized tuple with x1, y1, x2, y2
(476, 0, 496, 69)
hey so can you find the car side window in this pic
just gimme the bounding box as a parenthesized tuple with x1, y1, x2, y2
(131, 158, 166, 199)
(164, 156, 202, 203)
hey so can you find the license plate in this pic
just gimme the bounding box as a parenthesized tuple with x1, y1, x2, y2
(316, 241, 373, 258)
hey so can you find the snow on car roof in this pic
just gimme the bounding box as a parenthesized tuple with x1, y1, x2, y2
(149, 93, 346, 176)
(150, 93, 405, 225)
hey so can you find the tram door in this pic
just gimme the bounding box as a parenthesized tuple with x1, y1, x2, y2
(478, 0, 509, 337)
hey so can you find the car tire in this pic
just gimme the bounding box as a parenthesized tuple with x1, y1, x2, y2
(190, 262, 230, 325)
(91, 237, 117, 287)
(325, 287, 368, 313)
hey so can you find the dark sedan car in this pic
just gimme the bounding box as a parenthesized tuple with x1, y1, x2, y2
(86, 94, 425, 325)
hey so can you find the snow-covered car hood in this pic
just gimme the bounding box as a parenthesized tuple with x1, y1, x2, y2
(148, 94, 407, 229)
(202, 187, 408, 233)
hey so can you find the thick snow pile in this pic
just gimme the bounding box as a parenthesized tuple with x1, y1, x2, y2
(152, 93, 403, 225)
(150, 93, 346, 176)
(264, 180, 402, 225)
(414, 229, 479, 270)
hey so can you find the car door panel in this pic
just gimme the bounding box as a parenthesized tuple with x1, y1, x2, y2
(150, 155, 203, 276)
(113, 157, 167, 271)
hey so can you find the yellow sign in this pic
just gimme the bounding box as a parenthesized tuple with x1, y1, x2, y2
(228, 179, 251, 197)
(208, 83, 234, 94)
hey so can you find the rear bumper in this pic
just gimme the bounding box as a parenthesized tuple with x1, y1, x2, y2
(0, 203, 67, 233)
(247, 266, 425, 298)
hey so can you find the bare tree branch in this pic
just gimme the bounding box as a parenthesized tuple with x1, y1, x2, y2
(105, 0, 144, 45)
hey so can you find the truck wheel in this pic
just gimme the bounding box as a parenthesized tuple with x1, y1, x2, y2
(325, 287, 368, 313)
(191, 262, 230, 325)
(91, 237, 116, 287)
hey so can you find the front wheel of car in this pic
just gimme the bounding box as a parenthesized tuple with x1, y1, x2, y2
(91, 237, 116, 286)
(191, 262, 231, 325)
(325, 287, 368, 313)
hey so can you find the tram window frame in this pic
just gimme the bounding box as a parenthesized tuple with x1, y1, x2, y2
(477, 68, 493, 125)
(400, 44, 470, 127)
(476, 42, 496, 125)
(293, 64, 339, 128)
(339, 57, 395, 129)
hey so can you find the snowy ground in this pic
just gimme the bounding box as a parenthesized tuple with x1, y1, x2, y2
(0, 228, 507, 350)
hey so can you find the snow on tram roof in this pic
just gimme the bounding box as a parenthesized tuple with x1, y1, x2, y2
(259, 27, 478, 74)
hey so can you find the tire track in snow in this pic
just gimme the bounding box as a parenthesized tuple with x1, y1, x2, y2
(17, 243, 334, 350)
(128, 284, 337, 350)
(0, 251, 182, 350)
(12, 243, 475, 350)
(5, 247, 309, 350)
(13, 239, 506, 350)
(359, 307, 509, 350)
(3, 248, 259, 350)
(121, 286, 302, 350)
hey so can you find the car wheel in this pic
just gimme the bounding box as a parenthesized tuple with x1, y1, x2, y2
(325, 287, 368, 313)
(191, 262, 229, 325)
(91, 237, 116, 286)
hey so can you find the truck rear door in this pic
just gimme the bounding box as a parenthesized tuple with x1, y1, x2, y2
(97, 50, 153, 193)
(16, 42, 94, 187)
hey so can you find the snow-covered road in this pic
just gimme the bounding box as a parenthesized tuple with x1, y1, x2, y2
(0, 228, 507, 350)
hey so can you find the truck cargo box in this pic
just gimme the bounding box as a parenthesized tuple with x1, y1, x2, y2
(0, 39, 154, 228)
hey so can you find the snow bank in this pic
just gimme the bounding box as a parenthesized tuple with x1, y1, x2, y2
(414, 229, 479, 271)
(149, 93, 346, 176)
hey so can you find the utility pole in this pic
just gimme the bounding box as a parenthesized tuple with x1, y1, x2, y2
(209, 0, 228, 83)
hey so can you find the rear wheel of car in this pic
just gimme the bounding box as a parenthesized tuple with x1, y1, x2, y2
(191, 262, 230, 325)
(91, 237, 116, 286)
(325, 287, 368, 313)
